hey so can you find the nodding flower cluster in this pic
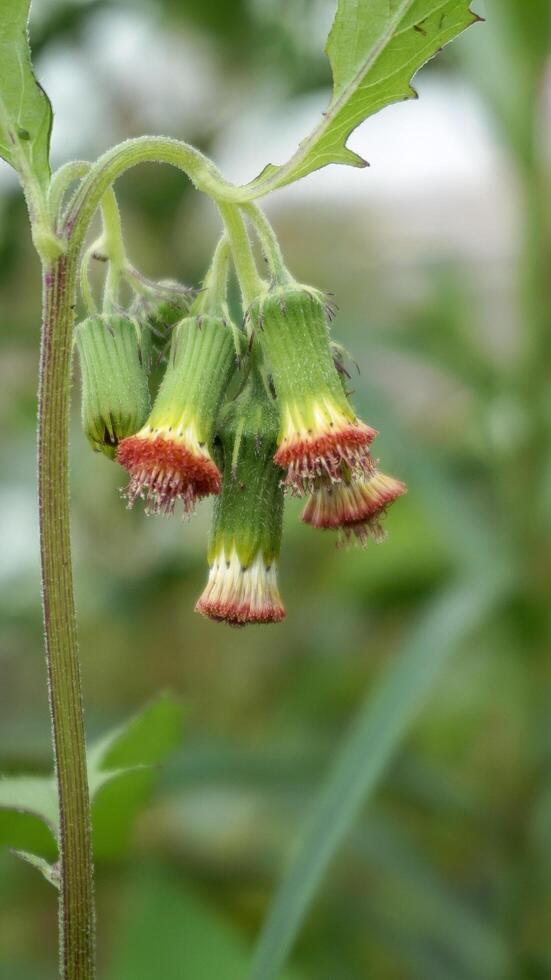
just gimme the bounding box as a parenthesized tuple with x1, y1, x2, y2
(249, 286, 406, 544)
(76, 254, 405, 626)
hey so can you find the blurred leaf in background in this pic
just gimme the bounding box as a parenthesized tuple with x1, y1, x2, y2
(0, 695, 184, 882)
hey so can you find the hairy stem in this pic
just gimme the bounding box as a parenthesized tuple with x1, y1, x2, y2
(99, 187, 127, 310)
(48, 161, 91, 228)
(62, 135, 272, 255)
(99, 186, 127, 270)
(242, 203, 292, 285)
(218, 202, 264, 308)
(79, 242, 100, 315)
(39, 255, 95, 980)
(193, 235, 231, 315)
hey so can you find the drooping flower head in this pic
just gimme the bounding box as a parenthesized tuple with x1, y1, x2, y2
(249, 286, 377, 494)
(75, 314, 151, 459)
(195, 367, 285, 626)
(117, 313, 236, 515)
(302, 468, 407, 546)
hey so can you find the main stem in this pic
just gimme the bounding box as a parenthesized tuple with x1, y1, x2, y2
(39, 254, 95, 979)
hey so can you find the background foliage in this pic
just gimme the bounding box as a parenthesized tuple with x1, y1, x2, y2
(1, 1, 550, 977)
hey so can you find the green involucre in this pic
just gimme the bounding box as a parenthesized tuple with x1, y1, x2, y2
(250, 287, 353, 424)
(209, 373, 284, 569)
(148, 315, 236, 445)
(75, 315, 151, 459)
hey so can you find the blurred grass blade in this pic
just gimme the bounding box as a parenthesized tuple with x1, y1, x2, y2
(354, 815, 509, 977)
(248, 576, 505, 980)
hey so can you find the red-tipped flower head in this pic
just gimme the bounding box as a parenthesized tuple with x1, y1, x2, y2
(117, 315, 235, 515)
(195, 368, 285, 626)
(250, 287, 377, 494)
(302, 469, 407, 546)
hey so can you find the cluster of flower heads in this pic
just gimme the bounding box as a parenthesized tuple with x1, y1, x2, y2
(247, 286, 406, 542)
(76, 255, 406, 626)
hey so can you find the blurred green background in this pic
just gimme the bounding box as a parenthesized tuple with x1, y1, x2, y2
(1, 1, 551, 978)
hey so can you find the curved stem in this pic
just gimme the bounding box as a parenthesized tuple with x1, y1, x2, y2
(79, 241, 100, 315)
(99, 186, 126, 270)
(64, 138, 234, 251)
(193, 235, 231, 315)
(99, 187, 127, 311)
(48, 161, 91, 227)
(39, 255, 95, 979)
(242, 203, 293, 285)
(217, 202, 264, 308)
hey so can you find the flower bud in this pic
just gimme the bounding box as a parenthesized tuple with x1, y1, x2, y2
(302, 469, 407, 546)
(75, 315, 151, 459)
(117, 315, 235, 515)
(195, 372, 285, 626)
(137, 279, 192, 339)
(249, 286, 377, 494)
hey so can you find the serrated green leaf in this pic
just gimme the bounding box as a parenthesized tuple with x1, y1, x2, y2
(0, 695, 184, 870)
(0, 0, 52, 189)
(92, 693, 185, 771)
(87, 692, 185, 797)
(244, 0, 480, 196)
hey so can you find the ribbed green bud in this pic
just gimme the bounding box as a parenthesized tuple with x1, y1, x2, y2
(75, 315, 150, 459)
(211, 374, 283, 568)
(250, 286, 351, 425)
(248, 286, 376, 492)
(195, 371, 285, 625)
(149, 315, 235, 444)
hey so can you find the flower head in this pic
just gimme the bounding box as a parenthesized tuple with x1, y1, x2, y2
(75, 315, 151, 459)
(302, 469, 407, 546)
(195, 369, 285, 626)
(250, 286, 377, 493)
(196, 549, 285, 626)
(117, 314, 235, 515)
